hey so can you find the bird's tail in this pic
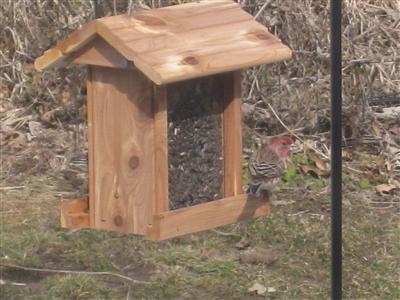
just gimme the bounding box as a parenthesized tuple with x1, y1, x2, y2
(246, 182, 274, 199)
(246, 182, 262, 195)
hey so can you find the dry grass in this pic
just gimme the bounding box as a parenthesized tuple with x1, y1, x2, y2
(1, 0, 400, 299)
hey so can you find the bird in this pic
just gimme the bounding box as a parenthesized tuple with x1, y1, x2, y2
(247, 136, 295, 200)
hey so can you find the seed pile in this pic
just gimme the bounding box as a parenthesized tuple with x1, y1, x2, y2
(167, 76, 224, 210)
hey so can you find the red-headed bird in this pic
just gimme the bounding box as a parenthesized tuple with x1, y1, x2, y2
(247, 136, 295, 199)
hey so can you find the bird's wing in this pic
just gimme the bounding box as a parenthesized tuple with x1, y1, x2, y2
(249, 161, 284, 179)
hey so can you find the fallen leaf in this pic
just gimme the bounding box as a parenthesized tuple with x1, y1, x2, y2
(248, 283, 267, 296)
(342, 148, 353, 161)
(41, 107, 63, 125)
(376, 184, 397, 195)
(28, 121, 43, 137)
(299, 165, 320, 177)
(389, 125, 400, 136)
(392, 180, 400, 189)
(309, 152, 330, 173)
(267, 287, 277, 293)
(0, 130, 26, 149)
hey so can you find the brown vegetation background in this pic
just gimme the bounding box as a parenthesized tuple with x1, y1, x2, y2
(2, 1, 399, 191)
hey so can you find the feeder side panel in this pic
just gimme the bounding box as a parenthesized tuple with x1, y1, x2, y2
(90, 66, 154, 235)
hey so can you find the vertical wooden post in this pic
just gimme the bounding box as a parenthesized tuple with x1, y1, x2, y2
(153, 85, 169, 214)
(222, 71, 243, 197)
(91, 67, 154, 234)
(87, 66, 95, 227)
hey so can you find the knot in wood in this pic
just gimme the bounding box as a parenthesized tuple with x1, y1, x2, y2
(182, 56, 199, 66)
(114, 215, 123, 227)
(256, 33, 271, 41)
(134, 15, 165, 26)
(129, 156, 139, 170)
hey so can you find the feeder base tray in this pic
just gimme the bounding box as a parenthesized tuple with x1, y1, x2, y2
(60, 195, 270, 240)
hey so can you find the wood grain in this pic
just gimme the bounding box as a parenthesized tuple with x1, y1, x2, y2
(60, 197, 90, 229)
(97, 1, 238, 32)
(35, 21, 97, 71)
(94, 3, 252, 65)
(150, 0, 235, 16)
(222, 71, 243, 197)
(135, 43, 291, 85)
(152, 85, 169, 215)
(146, 194, 270, 240)
(87, 66, 96, 227)
(91, 66, 154, 234)
(35, 1, 292, 85)
(124, 20, 270, 54)
(96, 21, 138, 62)
(71, 37, 128, 68)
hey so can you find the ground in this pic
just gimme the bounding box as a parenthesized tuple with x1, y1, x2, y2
(1, 173, 399, 299)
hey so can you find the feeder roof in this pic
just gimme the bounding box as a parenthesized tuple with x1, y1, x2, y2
(34, 0, 292, 85)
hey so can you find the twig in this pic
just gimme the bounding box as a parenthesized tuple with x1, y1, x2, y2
(212, 230, 241, 237)
(267, 102, 330, 159)
(254, 0, 272, 20)
(247, 77, 258, 100)
(347, 56, 400, 65)
(266, 103, 365, 174)
(288, 210, 309, 216)
(266, 102, 306, 144)
(343, 165, 364, 174)
(0, 263, 150, 285)
(0, 186, 25, 191)
(369, 201, 399, 204)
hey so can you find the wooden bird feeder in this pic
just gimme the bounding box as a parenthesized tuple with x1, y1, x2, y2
(35, 0, 291, 240)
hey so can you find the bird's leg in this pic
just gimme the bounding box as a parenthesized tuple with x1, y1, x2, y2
(246, 182, 262, 196)
(255, 182, 275, 201)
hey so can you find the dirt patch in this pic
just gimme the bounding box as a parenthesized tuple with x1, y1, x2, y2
(0, 267, 49, 295)
(239, 247, 277, 265)
(1, 267, 48, 283)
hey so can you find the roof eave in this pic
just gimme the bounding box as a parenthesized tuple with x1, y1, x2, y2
(34, 20, 99, 71)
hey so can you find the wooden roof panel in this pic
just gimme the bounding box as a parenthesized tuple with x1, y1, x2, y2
(153, 0, 236, 16)
(35, 0, 292, 84)
(137, 43, 290, 84)
(125, 20, 268, 54)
